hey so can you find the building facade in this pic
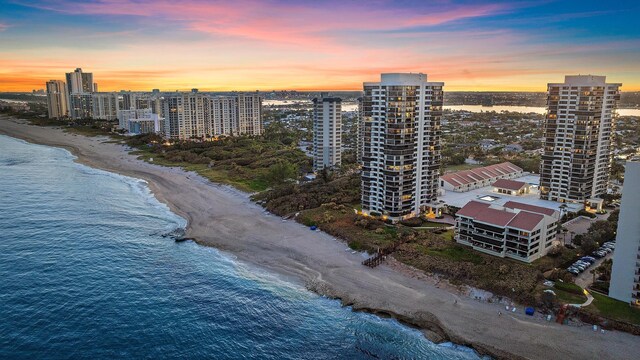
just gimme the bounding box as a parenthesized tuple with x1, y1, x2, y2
(92, 92, 119, 120)
(312, 95, 342, 171)
(609, 160, 640, 306)
(455, 200, 559, 263)
(163, 92, 263, 140)
(540, 75, 621, 206)
(210, 96, 237, 136)
(162, 91, 211, 140)
(356, 97, 364, 165)
(360, 73, 443, 221)
(68, 93, 93, 119)
(236, 94, 263, 136)
(118, 108, 153, 130)
(128, 115, 162, 135)
(65, 68, 95, 94)
(45, 80, 68, 119)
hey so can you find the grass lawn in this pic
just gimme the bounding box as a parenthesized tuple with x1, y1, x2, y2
(587, 292, 640, 325)
(443, 163, 483, 172)
(424, 245, 484, 264)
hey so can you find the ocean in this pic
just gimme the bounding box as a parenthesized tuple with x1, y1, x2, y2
(0, 134, 485, 359)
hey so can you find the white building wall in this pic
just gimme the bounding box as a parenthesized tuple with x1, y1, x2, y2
(609, 161, 640, 304)
(312, 96, 342, 171)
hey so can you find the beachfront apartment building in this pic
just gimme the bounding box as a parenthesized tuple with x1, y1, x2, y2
(128, 115, 162, 135)
(210, 96, 238, 136)
(68, 93, 93, 120)
(357, 97, 364, 165)
(360, 73, 443, 221)
(440, 162, 524, 193)
(237, 94, 263, 136)
(65, 68, 95, 94)
(92, 92, 120, 120)
(162, 91, 263, 140)
(312, 94, 342, 171)
(540, 75, 621, 211)
(163, 91, 211, 140)
(609, 160, 640, 307)
(46, 80, 68, 119)
(455, 200, 559, 263)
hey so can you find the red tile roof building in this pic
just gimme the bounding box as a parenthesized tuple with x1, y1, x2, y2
(440, 162, 524, 193)
(455, 200, 559, 263)
(492, 179, 530, 195)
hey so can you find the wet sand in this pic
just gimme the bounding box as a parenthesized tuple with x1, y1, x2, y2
(1, 116, 637, 360)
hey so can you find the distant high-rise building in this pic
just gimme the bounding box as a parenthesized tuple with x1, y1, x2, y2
(68, 93, 93, 119)
(162, 92, 263, 140)
(540, 75, 621, 209)
(609, 160, 640, 306)
(361, 73, 443, 221)
(210, 96, 237, 136)
(65, 68, 95, 94)
(118, 108, 153, 130)
(163, 91, 211, 140)
(312, 94, 342, 171)
(45, 80, 68, 119)
(236, 94, 263, 136)
(356, 97, 364, 165)
(92, 92, 119, 120)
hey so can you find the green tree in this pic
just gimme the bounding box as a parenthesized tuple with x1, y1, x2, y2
(266, 161, 298, 184)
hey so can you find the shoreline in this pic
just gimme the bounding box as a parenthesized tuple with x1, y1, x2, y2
(2, 116, 638, 360)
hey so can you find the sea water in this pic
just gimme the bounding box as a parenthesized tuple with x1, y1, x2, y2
(0, 134, 485, 359)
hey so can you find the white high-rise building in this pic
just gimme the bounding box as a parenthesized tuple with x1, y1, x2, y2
(540, 75, 621, 209)
(236, 94, 262, 136)
(356, 97, 364, 165)
(163, 92, 262, 140)
(68, 93, 93, 119)
(360, 73, 443, 221)
(92, 92, 120, 120)
(118, 108, 153, 130)
(210, 96, 237, 136)
(609, 160, 640, 306)
(45, 80, 68, 119)
(163, 91, 211, 140)
(312, 94, 342, 171)
(65, 68, 95, 94)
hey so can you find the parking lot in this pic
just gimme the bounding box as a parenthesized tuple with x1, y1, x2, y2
(567, 241, 615, 288)
(574, 252, 612, 288)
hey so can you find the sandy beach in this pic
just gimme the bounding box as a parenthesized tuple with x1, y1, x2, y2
(1, 115, 638, 360)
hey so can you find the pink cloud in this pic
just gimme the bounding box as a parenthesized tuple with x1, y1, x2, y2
(24, 0, 514, 49)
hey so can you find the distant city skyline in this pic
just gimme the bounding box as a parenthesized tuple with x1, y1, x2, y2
(1, 0, 639, 91)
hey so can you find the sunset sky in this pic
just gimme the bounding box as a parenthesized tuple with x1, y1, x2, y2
(0, 0, 639, 92)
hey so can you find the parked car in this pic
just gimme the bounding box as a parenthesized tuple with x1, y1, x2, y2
(567, 268, 580, 275)
(581, 256, 596, 263)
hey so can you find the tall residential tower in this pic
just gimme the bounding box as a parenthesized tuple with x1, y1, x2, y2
(45, 80, 68, 119)
(360, 73, 443, 221)
(609, 160, 640, 306)
(540, 75, 621, 209)
(312, 94, 342, 171)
